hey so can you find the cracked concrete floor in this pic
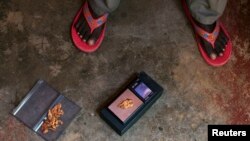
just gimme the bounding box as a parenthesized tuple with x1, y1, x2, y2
(0, 0, 249, 141)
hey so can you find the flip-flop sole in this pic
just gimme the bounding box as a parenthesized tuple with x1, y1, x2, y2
(71, 6, 106, 53)
(182, 0, 232, 67)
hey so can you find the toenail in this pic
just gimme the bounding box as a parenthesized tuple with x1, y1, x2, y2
(88, 40, 95, 46)
(210, 54, 217, 60)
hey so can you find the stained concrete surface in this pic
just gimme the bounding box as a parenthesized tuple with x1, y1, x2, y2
(0, 0, 249, 141)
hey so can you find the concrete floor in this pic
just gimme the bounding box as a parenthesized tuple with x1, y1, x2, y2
(0, 0, 249, 141)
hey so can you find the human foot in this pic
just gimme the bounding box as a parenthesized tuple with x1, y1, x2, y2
(74, 3, 105, 46)
(195, 20, 229, 60)
(71, 2, 108, 52)
(181, 0, 232, 66)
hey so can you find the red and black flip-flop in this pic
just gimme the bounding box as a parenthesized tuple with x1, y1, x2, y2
(182, 0, 232, 67)
(71, 2, 108, 53)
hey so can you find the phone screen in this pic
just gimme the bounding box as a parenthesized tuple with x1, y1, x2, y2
(134, 82, 152, 100)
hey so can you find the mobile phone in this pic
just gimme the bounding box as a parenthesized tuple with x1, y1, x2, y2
(100, 71, 164, 135)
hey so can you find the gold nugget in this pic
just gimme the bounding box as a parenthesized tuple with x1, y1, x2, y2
(41, 103, 64, 134)
(118, 99, 133, 109)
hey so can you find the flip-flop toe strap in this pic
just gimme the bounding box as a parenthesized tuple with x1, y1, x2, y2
(83, 2, 108, 33)
(195, 22, 220, 48)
